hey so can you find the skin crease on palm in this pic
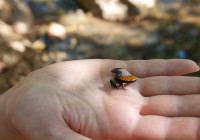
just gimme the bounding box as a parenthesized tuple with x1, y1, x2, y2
(0, 59, 200, 140)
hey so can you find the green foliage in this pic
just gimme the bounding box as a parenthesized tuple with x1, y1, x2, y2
(56, 0, 79, 11)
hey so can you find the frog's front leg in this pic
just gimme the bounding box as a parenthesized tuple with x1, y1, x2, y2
(122, 83, 125, 89)
(110, 79, 120, 88)
(121, 82, 128, 89)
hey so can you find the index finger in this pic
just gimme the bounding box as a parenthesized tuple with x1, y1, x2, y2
(127, 59, 199, 78)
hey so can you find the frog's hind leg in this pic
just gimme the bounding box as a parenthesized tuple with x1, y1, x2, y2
(110, 80, 119, 88)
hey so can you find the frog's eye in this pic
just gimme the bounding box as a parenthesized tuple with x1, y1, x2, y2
(111, 68, 122, 73)
(116, 71, 122, 76)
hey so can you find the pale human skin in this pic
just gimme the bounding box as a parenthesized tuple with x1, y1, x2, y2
(0, 59, 200, 140)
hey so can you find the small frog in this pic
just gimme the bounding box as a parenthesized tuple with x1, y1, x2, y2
(110, 68, 137, 89)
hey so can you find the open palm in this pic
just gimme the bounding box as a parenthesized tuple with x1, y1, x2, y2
(5, 59, 200, 140)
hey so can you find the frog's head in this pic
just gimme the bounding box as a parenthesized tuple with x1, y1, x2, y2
(111, 67, 133, 77)
(111, 68, 122, 76)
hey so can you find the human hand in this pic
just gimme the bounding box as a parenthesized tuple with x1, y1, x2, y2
(1, 59, 199, 140)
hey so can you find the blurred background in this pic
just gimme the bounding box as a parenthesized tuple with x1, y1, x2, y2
(0, 0, 200, 94)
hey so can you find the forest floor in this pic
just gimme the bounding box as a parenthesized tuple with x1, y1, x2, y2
(0, 1, 200, 94)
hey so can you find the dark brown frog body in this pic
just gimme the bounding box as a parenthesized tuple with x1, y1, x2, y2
(110, 68, 137, 89)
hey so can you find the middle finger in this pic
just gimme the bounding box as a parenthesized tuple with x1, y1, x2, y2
(138, 76, 200, 117)
(139, 76, 200, 96)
